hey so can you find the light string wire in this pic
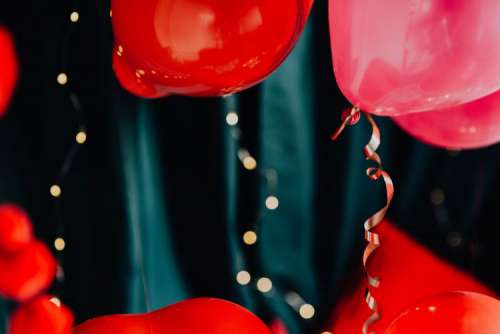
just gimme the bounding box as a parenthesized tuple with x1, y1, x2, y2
(331, 107, 395, 334)
(49, 5, 87, 303)
(224, 97, 321, 327)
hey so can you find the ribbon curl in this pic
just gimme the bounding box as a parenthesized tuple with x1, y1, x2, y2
(331, 108, 395, 334)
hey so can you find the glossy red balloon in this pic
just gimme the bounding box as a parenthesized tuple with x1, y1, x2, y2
(392, 91, 500, 149)
(329, 222, 494, 334)
(9, 296, 74, 334)
(0, 27, 18, 117)
(111, 0, 311, 98)
(385, 292, 500, 334)
(0, 241, 56, 302)
(329, 0, 500, 115)
(75, 298, 272, 334)
(0, 204, 33, 253)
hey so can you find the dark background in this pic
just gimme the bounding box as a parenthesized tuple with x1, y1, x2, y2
(1, 1, 499, 333)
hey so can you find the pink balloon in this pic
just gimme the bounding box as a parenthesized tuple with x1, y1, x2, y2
(392, 91, 500, 149)
(329, 0, 500, 116)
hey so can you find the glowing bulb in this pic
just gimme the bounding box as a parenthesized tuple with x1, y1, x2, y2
(50, 297, 61, 307)
(257, 277, 272, 293)
(70, 11, 79, 22)
(243, 231, 257, 245)
(54, 238, 66, 251)
(236, 271, 251, 285)
(226, 112, 239, 126)
(321, 332, 332, 334)
(50, 185, 62, 198)
(76, 131, 87, 144)
(299, 304, 315, 319)
(265, 196, 279, 210)
(243, 156, 257, 170)
(57, 73, 68, 85)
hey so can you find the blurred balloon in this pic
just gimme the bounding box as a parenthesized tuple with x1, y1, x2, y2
(329, 222, 494, 334)
(0, 204, 33, 253)
(75, 298, 271, 334)
(112, 0, 312, 98)
(385, 291, 500, 334)
(9, 296, 74, 334)
(0, 27, 18, 117)
(392, 91, 500, 149)
(329, 0, 500, 115)
(0, 241, 56, 302)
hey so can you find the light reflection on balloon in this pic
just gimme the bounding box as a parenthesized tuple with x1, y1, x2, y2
(112, 0, 312, 98)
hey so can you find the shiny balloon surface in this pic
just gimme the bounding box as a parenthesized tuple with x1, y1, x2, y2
(329, 0, 500, 115)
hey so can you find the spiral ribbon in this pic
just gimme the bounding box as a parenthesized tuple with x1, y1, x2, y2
(331, 107, 395, 334)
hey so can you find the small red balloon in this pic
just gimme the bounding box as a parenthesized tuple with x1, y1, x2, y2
(329, 222, 494, 334)
(0, 27, 18, 117)
(111, 0, 312, 98)
(0, 241, 56, 302)
(0, 204, 33, 253)
(75, 298, 272, 334)
(9, 296, 74, 334)
(385, 291, 500, 334)
(392, 91, 500, 149)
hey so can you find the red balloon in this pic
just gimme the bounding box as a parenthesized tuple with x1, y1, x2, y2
(9, 296, 74, 334)
(329, 222, 494, 334)
(111, 0, 312, 98)
(385, 292, 500, 334)
(0, 241, 56, 302)
(392, 91, 500, 149)
(75, 298, 272, 334)
(0, 27, 18, 117)
(329, 0, 500, 115)
(0, 204, 33, 253)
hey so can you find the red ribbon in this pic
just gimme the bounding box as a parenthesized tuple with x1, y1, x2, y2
(332, 108, 395, 334)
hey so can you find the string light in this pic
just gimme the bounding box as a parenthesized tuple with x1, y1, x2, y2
(299, 304, 315, 319)
(243, 156, 257, 170)
(75, 130, 87, 144)
(265, 195, 279, 210)
(70, 11, 80, 23)
(242, 231, 257, 245)
(49, 297, 62, 307)
(54, 238, 66, 252)
(50, 185, 62, 198)
(236, 271, 251, 286)
(226, 111, 239, 126)
(225, 104, 316, 326)
(45, 4, 86, 311)
(256, 277, 273, 293)
(57, 73, 68, 85)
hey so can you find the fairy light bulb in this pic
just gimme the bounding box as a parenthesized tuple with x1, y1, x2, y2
(76, 131, 87, 144)
(50, 297, 62, 307)
(236, 271, 251, 285)
(257, 277, 273, 293)
(265, 196, 279, 210)
(299, 304, 315, 319)
(70, 11, 79, 23)
(50, 185, 62, 198)
(243, 231, 257, 245)
(226, 112, 239, 126)
(57, 73, 68, 85)
(54, 238, 66, 251)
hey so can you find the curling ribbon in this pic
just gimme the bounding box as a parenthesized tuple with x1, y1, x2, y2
(331, 107, 395, 334)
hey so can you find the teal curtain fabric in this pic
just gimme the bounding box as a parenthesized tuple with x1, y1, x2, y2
(1, 1, 500, 334)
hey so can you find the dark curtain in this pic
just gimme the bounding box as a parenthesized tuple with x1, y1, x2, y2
(1, 1, 499, 334)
